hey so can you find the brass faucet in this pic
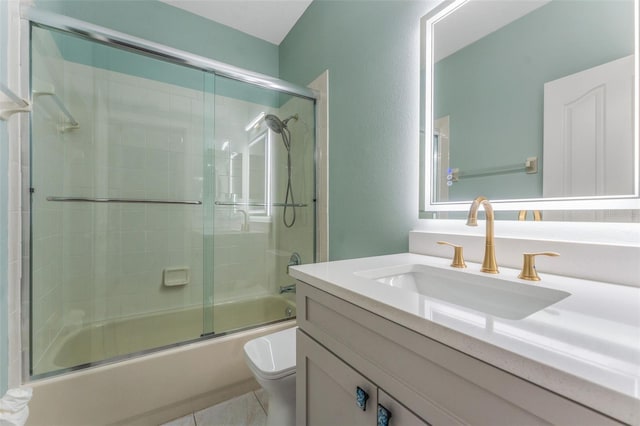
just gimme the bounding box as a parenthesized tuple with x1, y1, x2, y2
(466, 196, 499, 274)
(518, 210, 542, 221)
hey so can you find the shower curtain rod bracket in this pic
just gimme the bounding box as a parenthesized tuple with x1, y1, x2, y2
(0, 105, 31, 121)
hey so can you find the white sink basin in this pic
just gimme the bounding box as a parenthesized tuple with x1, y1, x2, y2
(355, 264, 570, 320)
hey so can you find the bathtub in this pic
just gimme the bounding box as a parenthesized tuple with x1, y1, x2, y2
(26, 296, 296, 425)
(35, 295, 296, 375)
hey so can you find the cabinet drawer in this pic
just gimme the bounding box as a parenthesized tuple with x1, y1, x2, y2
(297, 281, 621, 426)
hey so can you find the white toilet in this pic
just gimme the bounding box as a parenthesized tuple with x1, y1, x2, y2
(243, 327, 297, 426)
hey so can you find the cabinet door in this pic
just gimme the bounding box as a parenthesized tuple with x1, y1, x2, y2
(297, 330, 377, 426)
(378, 390, 430, 426)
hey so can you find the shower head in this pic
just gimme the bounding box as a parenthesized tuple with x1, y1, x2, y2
(264, 114, 284, 134)
(264, 113, 299, 228)
(264, 114, 298, 134)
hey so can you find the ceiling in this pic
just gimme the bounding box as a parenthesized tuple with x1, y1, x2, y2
(159, 0, 314, 45)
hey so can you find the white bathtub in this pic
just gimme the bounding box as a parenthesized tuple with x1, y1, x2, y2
(26, 296, 296, 425)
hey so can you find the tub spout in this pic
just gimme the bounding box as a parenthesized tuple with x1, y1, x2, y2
(279, 284, 296, 294)
(466, 196, 498, 274)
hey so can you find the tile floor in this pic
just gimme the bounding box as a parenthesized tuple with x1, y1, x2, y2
(161, 389, 269, 426)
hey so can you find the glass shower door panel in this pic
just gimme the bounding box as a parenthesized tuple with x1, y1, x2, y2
(30, 26, 207, 376)
(207, 76, 316, 335)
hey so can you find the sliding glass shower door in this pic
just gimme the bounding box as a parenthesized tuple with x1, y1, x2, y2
(202, 77, 316, 336)
(29, 22, 315, 379)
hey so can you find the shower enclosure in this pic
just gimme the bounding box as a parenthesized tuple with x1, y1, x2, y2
(27, 20, 315, 378)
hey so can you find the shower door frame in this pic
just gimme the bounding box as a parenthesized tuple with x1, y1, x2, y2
(22, 8, 316, 101)
(19, 7, 322, 383)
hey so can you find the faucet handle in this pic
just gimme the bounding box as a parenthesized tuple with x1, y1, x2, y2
(518, 252, 560, 281)
(437, 241, 467, 268)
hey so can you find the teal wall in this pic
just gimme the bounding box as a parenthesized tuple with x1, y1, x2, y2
(35, 0, 279, 78)
(0, 0, 10, 396)
(280, 0, 437, 260)
(434, 0, 634, 201)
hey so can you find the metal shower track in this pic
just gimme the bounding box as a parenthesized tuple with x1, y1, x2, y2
(23, 7, 317, 101)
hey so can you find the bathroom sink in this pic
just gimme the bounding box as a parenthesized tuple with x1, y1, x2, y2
(355, 264, 570, 320)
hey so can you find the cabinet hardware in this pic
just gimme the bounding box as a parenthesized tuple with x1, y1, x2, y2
(356, 386, 369, 411)
(377, 404, 392, 426)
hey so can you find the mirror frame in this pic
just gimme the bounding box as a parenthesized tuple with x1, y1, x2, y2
(421, 0, 640, 213)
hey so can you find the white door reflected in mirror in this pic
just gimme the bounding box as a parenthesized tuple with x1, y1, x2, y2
(543, 55, 634, 199)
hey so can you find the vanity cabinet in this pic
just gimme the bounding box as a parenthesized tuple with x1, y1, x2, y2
(296, 280, 622, 426)
(298, 330, 430, 426)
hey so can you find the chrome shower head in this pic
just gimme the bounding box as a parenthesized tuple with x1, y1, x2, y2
(264, 114, 285, 134)
(264, 113, 298, 134)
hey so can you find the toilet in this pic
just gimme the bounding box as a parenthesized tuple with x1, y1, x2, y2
(243, 327, 297, 426)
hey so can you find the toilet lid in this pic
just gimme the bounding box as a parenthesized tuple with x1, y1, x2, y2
(243, 327, 297, 380)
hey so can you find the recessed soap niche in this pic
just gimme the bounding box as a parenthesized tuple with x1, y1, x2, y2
(163, 267, 190, 287)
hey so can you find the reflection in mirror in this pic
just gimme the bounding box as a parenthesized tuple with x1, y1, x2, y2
(422, 0, 639, 220)
(230, 151, 243, 197)
(216, 140, 243, 201)
(247, 132, 270, 216)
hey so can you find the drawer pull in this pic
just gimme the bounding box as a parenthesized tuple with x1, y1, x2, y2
(356, 386, 369, 410)
(377, 404, 392, 426)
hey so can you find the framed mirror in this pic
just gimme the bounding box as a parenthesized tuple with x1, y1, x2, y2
(421, 0, 639, 219)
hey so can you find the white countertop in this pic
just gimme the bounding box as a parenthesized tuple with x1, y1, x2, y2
(290, 253, 640, 425)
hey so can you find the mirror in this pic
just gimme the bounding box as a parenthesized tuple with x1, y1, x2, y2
(421, 0, 639, 218)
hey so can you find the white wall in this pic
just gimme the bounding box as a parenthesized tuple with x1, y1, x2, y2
(0, 0, 11, 396)
(1, 0, 26, 392)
